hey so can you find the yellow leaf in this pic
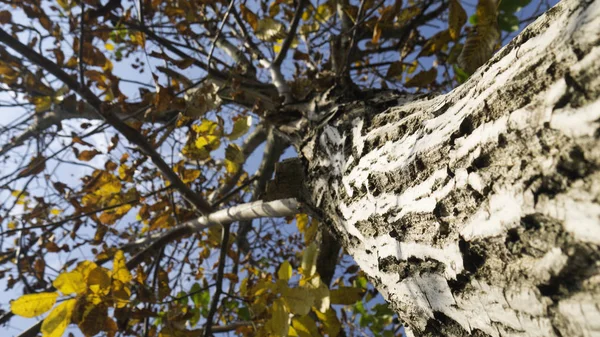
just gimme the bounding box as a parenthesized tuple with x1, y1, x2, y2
(315, 3, 333, 23)
(87, 267, 111, 295)
(41, 299, 76, 337)
(105, 43, 114, 51)
(268, 298, 289, 337)
(50, 209, 62, 215)
(329, 287, 365, 305)
(112, 250, 131, 283)
(278, 261, 292, 281)
(11, 292, 58, 318)
(301, 242, 318, 278)
(281, 286, 314, 316)
(53, 271, 86, 295)
(7, 221, 16, 229)
(292, 315, 320, 337)
(449, 0, 467, 40)
(75, 261, 98, 280)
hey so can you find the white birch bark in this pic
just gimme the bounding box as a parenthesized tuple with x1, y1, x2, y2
(299, 0, 600, 335)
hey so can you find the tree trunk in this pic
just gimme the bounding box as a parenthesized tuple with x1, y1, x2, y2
(298, 0, 600, 336)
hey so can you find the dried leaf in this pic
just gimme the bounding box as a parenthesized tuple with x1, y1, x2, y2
(405, 68, 437, 88)
(77, 149, 101, 162)
(0, 10, 11, 24)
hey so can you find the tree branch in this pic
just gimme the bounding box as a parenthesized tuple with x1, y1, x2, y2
(0, 28, 213, 215)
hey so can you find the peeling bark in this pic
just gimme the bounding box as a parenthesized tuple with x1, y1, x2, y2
(298, 0, 600, 336)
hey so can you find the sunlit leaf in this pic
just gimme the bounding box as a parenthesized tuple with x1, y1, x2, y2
(53, 271, 86, 295)
(301, 242, 318, 278)
(255, 18, 287, 41)
(11, 292, 58, 318)
(40, 299, 76, 337)
(278, 261, 292, 281)
(292, 315, 320, 337)
(112, 250, 131, 283)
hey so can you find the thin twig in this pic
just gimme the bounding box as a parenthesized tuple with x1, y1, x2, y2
(207, 0, 236, 68)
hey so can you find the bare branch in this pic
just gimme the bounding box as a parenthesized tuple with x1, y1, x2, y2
(0, 28, 213, 215)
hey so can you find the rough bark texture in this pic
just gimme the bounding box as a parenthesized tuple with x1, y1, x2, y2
(299, 0, 600, 336)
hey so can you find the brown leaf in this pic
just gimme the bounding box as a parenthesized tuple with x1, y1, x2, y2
(0, 10, 11, 24)
(18, 156, 46, 178)
(405, 68, 437, 88)
(77, 149, 102, 162)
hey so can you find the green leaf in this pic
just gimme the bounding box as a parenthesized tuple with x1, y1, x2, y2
(498, 12, 519, 32)
(268, 298, 289, 337)
(292, 315, 320, 337)
(301, 242, 318, 278)
(281, 286, 314, 316)
(227, 116, 252, 141)
(330, 287, 365, 305)
(498, 0, 532, 13)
